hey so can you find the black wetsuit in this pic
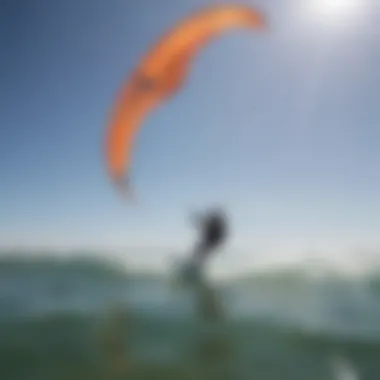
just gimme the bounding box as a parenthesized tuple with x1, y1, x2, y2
(195, 212, 227, 260)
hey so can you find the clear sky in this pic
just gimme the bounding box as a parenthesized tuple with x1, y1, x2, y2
(1, 0, 379, 270)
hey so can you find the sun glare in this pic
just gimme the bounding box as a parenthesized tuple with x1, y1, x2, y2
(299, 0, 369, 32)
(313, 0, 360, 16)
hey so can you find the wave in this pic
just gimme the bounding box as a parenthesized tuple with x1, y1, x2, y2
(1, 253, 380, 342)
(1, 307, 379, 380)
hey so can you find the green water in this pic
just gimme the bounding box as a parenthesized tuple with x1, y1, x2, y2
(1, 255, 379, 379)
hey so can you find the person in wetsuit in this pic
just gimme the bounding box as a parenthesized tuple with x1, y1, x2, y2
(191, 208, 228, 264)
(178, 208, 228, 284)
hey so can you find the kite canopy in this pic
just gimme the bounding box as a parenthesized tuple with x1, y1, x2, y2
(106, 4, 266, 196)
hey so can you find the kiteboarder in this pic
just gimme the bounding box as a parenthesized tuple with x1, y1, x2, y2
(181, 208, 228, 283)
(192, 208, 228, 262)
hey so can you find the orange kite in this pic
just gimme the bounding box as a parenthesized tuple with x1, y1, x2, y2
(106, 4, 266, 196)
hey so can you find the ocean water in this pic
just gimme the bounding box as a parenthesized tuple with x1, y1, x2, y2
(1, 254, 380, 380)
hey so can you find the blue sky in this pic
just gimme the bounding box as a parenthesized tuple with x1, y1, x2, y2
(1, 0, 379, 269)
